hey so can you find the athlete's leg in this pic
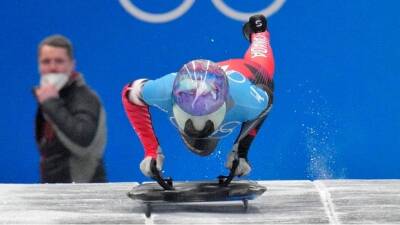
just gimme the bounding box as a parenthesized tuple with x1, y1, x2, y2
(243, 16, 275, 79)
(218, 15, 274, 90)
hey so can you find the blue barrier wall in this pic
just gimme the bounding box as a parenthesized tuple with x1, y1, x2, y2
(0, 1, 399, 183)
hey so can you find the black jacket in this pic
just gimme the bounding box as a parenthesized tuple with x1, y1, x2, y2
(35, 73, 107, 183)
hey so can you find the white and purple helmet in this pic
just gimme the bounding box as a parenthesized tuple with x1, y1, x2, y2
(172, 59, 228, 138)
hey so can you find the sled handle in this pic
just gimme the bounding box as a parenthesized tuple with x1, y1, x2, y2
(218, 158, 239, 187)
(150, 159, 174, 190)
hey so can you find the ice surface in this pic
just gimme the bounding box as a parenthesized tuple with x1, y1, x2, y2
(0, 180, 399, 224)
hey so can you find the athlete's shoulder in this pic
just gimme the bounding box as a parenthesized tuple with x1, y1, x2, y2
(225, 70, 269, 121)
(141, 72, 177, 113)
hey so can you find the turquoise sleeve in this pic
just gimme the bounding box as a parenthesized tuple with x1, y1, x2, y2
(141, 73, 177, 113)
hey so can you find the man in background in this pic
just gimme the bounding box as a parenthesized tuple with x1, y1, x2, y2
(33, 34, 107, 183)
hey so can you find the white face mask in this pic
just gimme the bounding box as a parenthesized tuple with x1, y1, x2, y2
(40, 73, 70, 91)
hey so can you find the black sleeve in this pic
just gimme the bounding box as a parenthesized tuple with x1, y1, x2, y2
(234, 81, 273, 159)
(234, 115, 267, 159)
(40, 89, 100, 147)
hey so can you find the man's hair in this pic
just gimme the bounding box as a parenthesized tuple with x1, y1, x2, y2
(38, 34, 74, 59)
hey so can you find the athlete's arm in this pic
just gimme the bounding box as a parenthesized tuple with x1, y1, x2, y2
(122, 73, 176, 158)
(122, 79, 160, 159)
(233, 109, 269, 160)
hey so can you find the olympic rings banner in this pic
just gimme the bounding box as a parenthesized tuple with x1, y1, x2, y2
(119, 0, 286, 23)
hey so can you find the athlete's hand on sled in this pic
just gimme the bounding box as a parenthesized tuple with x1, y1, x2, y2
(225, 150, 251, 176)
(140, 148, 165, 178)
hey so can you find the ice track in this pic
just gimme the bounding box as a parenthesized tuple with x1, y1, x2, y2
(0, 180, 399, 224)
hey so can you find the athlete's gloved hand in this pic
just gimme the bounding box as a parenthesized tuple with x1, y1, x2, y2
(139, 148, 165, 178)
(225, 149, 251, 176)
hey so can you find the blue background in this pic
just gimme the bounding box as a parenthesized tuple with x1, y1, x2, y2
(0, 1, 399, 183)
